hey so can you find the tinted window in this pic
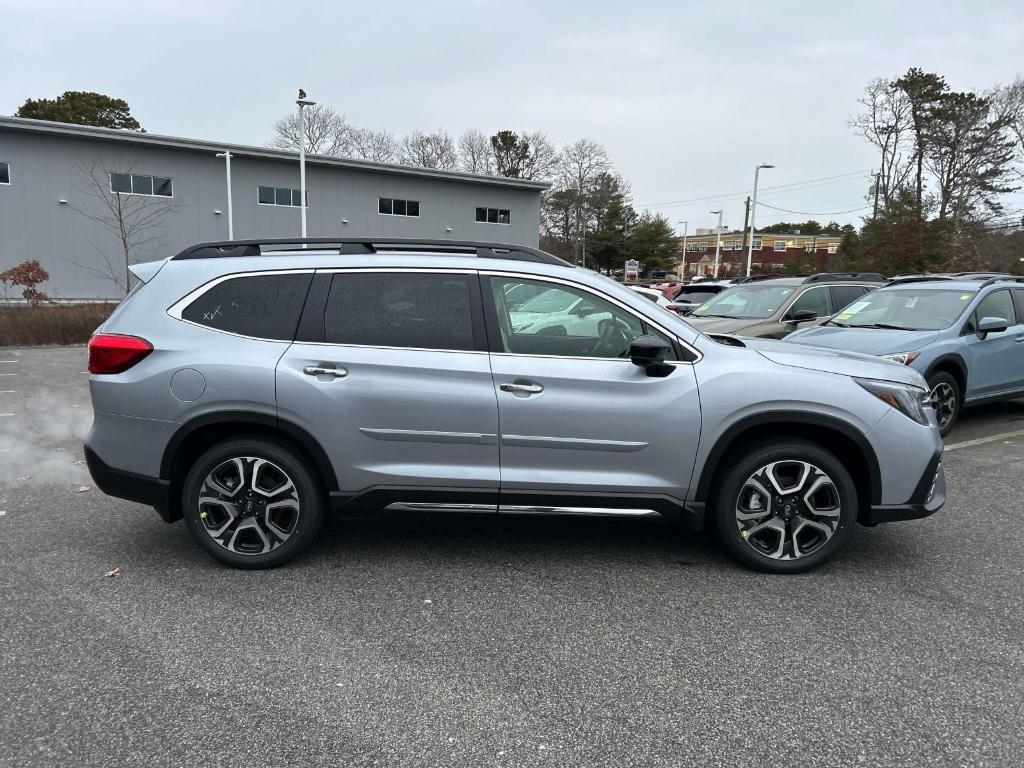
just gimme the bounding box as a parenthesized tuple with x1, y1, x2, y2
(975, 290, 1015, 325)
(110, 173, 132, 193)
(325, 272, 475, 351)
(182, 273, 313, 340)
(831, 285, 868, 311)
(789, 287, 832, 318)
(0, 162, 9, 184)
(258, 185, 275, 204)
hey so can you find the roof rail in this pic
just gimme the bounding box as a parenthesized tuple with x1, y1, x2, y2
(171, 238, 573, 267)
(801, 272, 886, 283)
(734, 273, 792, 283)
(978, 276, 1024, 289)
(886, 275, 953, 285)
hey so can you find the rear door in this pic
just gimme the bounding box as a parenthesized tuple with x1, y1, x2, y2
(482, 272, 702, 512)
(276, 268, 500, 506)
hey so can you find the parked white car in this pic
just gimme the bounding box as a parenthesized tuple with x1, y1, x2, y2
(508, 287, 613, 336)
(630, 285, 682, 314)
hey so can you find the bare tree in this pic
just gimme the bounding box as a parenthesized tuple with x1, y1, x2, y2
(69, 159, 181, 293)
(457, 129, 494, 175)
(351, 128, 399, 163)
(520, 131, 559, 181)
(558, 139, 610, 263)
(850, 78, 915, 210)
(399, 130, 458, 169)
(271, 104, 358, 156)
(991, 77, 1024, 180)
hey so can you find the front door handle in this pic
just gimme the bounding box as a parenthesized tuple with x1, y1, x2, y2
(500, 382, 544, 394)
(1015, 335, 1024, 344)
(303, 365, 348, 379)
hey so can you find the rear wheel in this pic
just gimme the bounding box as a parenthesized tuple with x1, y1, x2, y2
(182, 438, 324, 569)
(713, 440, 857, 573)
(927, 371, 961, 437)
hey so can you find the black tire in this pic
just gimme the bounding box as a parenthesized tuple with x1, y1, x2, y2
(927, 371, 961, 437)
(182, 437, 324, 569)
(713, 439, 858, 574)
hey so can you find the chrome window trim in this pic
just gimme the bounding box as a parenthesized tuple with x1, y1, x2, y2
(481, 269, 703, 364)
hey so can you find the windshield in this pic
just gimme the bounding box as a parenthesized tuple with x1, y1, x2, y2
(676, 288, 723, 305)
(691, 284, 796, 319)
(516, 288, 577, 314)
(831, 288, 977, 331)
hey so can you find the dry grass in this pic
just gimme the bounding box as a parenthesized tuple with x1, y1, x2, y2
(0, 303, 116, 347)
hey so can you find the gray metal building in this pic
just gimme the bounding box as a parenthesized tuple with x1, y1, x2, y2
(0, 116, 547, 299)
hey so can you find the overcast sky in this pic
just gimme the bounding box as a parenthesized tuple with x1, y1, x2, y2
(3, 0, 1021, 233)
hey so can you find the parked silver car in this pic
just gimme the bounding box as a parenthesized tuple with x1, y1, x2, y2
(85, 238, 944, 573)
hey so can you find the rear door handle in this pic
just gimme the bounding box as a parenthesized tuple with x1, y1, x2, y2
(303, 365, 348, 379)
(500, 382, 544, 394)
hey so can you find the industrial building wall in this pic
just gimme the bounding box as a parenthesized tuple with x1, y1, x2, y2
(0, 130, 542, 299)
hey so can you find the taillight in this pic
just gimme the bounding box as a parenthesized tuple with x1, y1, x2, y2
(667, 303, 680, 313)
(88, 333, 153, 374)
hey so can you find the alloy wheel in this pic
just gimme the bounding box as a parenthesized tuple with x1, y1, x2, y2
(197, 456, 301, 555)
(930, 382, 957, 432)
(734, 460, 841, 560)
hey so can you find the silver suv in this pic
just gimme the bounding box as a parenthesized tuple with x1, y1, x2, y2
(85, 238, 945, 573)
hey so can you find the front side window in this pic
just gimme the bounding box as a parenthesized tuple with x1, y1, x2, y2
(0, 161, 10, 184)
(488, 276, 677, 360)
(379, 197, 420, 217)
(788, 287, 832, 318)
(692, 284, 797, 319)
(325, 272, 474, 351)
(974, 290, 1015, 326)
(181, 273, 313, 340)
(476, 207, 511, 225)
(109, 172, 173, 197)
(832, 288, 977, 331)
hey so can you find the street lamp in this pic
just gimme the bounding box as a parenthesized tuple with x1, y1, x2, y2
(676, 220, 688, 280)
(746, 163, 774, 276)
(296, 88, 316, 242)
(215, 151, 233, 240)
(710, 210, 723, 278)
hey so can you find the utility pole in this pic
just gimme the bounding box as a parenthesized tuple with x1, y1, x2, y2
(740, 196, 751, 263)
(746, 163, 774, 277)
(872, 172, 881, 219)
(710, 210, 724, 278)
(676, 220, 688, 280)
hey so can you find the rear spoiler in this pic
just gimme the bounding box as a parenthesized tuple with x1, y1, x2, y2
(128, 258, 168, 285)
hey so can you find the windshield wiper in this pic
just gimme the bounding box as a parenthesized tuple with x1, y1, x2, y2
(695, 313, 744, 319)
(853, 323, 917, 331)
(826, 320, 850, 327)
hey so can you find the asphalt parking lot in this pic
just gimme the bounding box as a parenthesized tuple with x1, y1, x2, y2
(2, 346, 1023, 767)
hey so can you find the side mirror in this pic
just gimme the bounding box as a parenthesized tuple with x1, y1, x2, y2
(629, 335, 674, 377)
(786, 309, 818, 324)
(977, 316, 1009, 338)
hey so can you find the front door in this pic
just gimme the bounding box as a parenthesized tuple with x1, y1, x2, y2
(482, 273, 702, 512)
(276, 269, 499, 506)
(962, 289, 1024, 399)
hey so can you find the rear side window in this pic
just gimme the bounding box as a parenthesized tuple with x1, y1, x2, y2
(181, 273, 313, 340)
(325, 272, 475, 351)
(1012, 289, 1024, 323)
(831, 285, 869, 311)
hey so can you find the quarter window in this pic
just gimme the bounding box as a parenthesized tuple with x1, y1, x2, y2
(379, 197, 420, 217)
(488, 276, 677, 360)
(475, 207, 511, 225)
(181, 273, 313, 340)
(1, 161, 11, 184)
(258, 185, 305, 207)
(110, 173, 173, 197)
(325, 272, 475, 351)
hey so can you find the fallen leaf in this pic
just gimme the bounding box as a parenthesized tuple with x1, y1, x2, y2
(73, 460, 85, 465)
(104, 567, 121, 578)
(73, 485, 91, 493)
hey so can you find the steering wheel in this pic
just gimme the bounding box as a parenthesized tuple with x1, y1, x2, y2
(593, 316, 633, 358)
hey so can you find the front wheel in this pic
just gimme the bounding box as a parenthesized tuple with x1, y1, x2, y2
(182, 438, 324, 569)
(927, 371, 961, 437)
(713, 440, 857, 573)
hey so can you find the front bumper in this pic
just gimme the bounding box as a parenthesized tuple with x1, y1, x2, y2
(84, 444, 175, 522)
(864, 450, 945, 525)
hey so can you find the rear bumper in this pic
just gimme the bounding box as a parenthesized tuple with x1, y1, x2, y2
(84, 444, 175, 522)
(864, 451, 945, 525)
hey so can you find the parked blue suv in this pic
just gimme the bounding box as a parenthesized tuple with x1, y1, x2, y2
(787, 276, 1024, 435)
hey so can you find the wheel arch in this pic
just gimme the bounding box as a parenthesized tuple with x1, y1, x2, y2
(694, 412, 882, 517)
(923, 354, 967, 398)
(159, 411, 338, 523)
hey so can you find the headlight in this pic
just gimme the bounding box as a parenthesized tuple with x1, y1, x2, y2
(882, 351, 920, 365)
(855, 377, 931, 425)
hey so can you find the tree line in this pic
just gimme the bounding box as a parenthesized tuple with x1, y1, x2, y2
(843, 69, 1024, 274)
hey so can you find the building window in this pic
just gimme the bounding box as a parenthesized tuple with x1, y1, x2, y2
(475, 207, 511, 225)
(697, 241, 708, 251)
(752, 238, 762, 250)
(828, 244, 839, 254)
(379, 197, 420, 217)
(0, 162, 9, 185)
(258, 185, 305, 207)
(110, 173, 173, 197)
(804, 241, 816, 252)
(773, 240, 788, 252)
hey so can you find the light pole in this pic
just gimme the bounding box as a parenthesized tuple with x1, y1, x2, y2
(215, 151, 233, 240)
(676, 220, 688, 280)
(746, 163, 774, 276)
(296, 89, 316, 242)
(710, 210, 723, 278)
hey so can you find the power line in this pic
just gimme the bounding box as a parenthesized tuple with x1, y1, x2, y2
(756, 202, 871, 216)
(636, 169, 874, 209)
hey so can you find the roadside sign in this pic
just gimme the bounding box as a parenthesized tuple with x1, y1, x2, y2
(625, 259, 639, 281)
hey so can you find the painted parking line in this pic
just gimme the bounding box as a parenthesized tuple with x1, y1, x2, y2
(944, 428, 1024, 452)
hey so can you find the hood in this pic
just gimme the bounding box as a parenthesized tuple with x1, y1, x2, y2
(741, 337, 928, 389)
(784, 325, 939, 356)
(686, 316, 761, 335)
